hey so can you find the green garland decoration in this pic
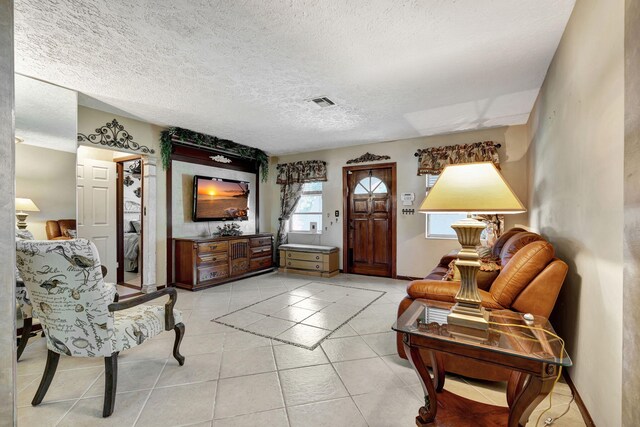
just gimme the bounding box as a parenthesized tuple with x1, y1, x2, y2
(160, 127, 269, 182)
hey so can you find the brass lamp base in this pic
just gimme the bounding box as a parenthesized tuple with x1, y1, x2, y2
(16, 212, 29, 230)
(447, 216, 488, 331)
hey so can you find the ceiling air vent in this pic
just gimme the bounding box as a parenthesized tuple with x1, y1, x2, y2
(309, 96, 335, 108)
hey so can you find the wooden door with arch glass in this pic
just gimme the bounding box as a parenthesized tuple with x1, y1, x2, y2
(343, 163, 396, 278)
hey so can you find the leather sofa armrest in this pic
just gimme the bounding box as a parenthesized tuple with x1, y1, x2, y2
(438, 250, 460, 268)
(407, 279, 461, 303)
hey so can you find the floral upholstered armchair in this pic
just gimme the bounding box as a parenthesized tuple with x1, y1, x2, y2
(16, 239, 186, 418)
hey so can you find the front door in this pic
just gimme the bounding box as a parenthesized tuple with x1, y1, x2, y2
(77, 157, 117, 283)
(343, 163, 396, 277)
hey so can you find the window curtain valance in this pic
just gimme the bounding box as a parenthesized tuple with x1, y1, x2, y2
(276, 160, 328, 185)
(416, 141, 500, 175)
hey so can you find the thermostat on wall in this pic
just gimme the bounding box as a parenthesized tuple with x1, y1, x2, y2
(401, 192, 415, 206)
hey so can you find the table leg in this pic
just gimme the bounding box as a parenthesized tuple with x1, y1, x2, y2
(508, 371, 556, 427)
(403, 337, 440, 426)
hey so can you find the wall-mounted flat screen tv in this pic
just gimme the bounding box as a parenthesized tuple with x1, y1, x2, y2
(192, 175, 250, 221)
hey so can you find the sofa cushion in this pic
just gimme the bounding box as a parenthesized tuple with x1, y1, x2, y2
(490, 240, 555, 307)
(500, 232, 545, 266)
(406, 279, 504, 309)
(491, 227, 526, 259)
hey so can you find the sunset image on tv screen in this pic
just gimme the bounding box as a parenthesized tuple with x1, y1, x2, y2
(195, 178, 249, 220)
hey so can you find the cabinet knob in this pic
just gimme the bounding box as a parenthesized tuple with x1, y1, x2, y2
(316, 255, 320, 260)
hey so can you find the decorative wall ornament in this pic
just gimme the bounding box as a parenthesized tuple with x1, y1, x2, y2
(346, 152, 391, 164)
(123, 175, 134, 187)
(210, 155, 232, 164)
(134, 187, 142, 198)
(77, 119, 156, 154)
(160, 127, 269, 182)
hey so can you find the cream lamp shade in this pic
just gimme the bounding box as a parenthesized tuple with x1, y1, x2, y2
(419, 162, 526, 214)
(15, 198, 40, 212)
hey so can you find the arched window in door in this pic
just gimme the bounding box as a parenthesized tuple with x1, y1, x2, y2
(353, 176, 388, 195)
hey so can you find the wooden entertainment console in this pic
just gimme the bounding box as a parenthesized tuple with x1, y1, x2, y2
(173, 233, 274, 291)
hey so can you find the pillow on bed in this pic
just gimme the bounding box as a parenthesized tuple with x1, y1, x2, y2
(130, 220, 141, 233)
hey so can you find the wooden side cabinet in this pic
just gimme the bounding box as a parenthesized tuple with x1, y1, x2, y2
(174, 233, 274, 290)
(279, 244, 339, 277)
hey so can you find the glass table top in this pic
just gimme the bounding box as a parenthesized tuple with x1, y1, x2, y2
(393, 299, 572, 367)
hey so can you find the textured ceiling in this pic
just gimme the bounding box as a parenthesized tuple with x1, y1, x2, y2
(14, 0, 575, 155)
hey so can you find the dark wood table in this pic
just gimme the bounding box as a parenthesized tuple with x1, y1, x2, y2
(393, 300, 572, 427)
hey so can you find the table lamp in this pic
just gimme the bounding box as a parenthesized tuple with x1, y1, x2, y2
(419, 162, 526, 330)
(15, 198, 40, 230)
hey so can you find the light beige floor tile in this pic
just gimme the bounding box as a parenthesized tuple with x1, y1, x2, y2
(276, 324, 331, 348)
(84, 358, 166, 398)
(528, 401, 585, 426)
(271, 306, 316, 323)
(326, 324, 359, 339)
(223, 331, 272, 351)
(380, 354, 420, 386)
(59, 389, 150, 426)
(302, 311, 351, 330)
(156, 352, 222, 388)
(136, 381, 217, 427)
(243, 316, 296, 336)
(320, 336, 377, 362)
(292, 298, 332, 311)
(17, 373, 41, 394)
(348, 315, 395, 335)
(360, 331, 396, 356)
(179, 333, 226, 356)
(333, 357, 405, 395)
(279, 364, 348, 406)
(219, 346, 276, 378)
(273, 344, 329, 370)
(216, 310, 267, 328)
(288, 397, 367, 427)
(442, 375, 495, 405)
(213, 408, 288, 427)
(352, 386, 422, 427)
(214, 372, 284, 419)
(18, 366, 103, 407)
(17, 399, 76, 427)
(118, 338, 173, 362)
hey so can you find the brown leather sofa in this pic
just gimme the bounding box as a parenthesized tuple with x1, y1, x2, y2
(45, 219, 76, 240)
(396, 228, 568, 381)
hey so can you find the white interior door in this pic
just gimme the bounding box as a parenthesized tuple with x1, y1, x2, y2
(77, 158, 117, 283)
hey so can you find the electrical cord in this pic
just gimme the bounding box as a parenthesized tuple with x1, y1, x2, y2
(486, 321, 572, 427)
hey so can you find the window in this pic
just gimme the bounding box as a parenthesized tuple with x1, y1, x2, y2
(289, 182, 323, 232)
(425, 174, 466, 238)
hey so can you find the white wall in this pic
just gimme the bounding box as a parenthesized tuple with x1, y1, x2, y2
(15, 143, 77, 240)
(171, 161, 257, 237)
(77, 107, 167, 285)
(267, 125, 530, 278)
(527, 0, 624, 424)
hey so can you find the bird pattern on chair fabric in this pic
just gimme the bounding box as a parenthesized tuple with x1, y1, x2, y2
(16, 239, 181, 357)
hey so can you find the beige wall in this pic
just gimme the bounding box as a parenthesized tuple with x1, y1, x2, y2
(527, 0, 624, 425)
(77, 107, 168, 285)
(268, 125, 530, 278)
(15, 144, 76, 240)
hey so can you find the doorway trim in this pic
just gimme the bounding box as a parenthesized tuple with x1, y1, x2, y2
(115, 156, 144, 288)
(342, 162, 397, 279)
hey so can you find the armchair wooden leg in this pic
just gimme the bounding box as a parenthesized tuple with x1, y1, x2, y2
(172, 322, 185, 366)
(17, 317, 32, 361)
(103, 352, 119, 418)
(32, 350, 60, 406)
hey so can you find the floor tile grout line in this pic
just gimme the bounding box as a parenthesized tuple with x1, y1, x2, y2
(132, 358, 169, 426)
(270, 344, 292, 427)
(53, 365, 105, 426)
(321, 344, 371, 426)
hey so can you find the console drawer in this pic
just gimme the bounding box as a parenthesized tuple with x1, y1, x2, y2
(198, 241, 228, 254)
(250, 246, 272, 257)
(198, 265, 229, 282)
(285, 251, 323, 262)
(250, 237, 273, 247)
(250, 256, 273, 270)
(197, 252, 228, 265)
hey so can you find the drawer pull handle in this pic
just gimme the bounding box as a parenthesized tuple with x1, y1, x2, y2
(288, 253, 292, 257)
(288, 262, 291, 266)
(316, 265, 320, 269)
(316, 255, 320, 260)
(210, 245, 218, 250)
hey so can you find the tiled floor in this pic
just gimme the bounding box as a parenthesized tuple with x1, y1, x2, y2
(16, 272, 585, 426)
(214, 281, 384, 349)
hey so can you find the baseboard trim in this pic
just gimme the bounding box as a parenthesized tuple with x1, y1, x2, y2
(396, 275, 421, 281)
(562, 370, 596, 427)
